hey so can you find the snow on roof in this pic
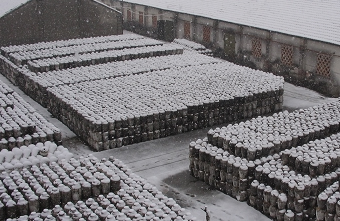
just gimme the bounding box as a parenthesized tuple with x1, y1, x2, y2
(124, 0, 340, 46)
(0, 0, 30, 18)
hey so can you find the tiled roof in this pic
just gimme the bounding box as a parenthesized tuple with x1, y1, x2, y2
(0, 0, 30, 18)
(123, 0, 340, 46)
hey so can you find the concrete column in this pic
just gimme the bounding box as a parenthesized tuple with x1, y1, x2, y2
(265, 32, 272, 57)
(192, 16, 198, 41)
(144, 6, 149, 27)
(159, 9, 164, 20)
(238, 26, 244, 54)
(264, 32, 273, 71)
(298, 38, 307, 74)
(213, 20, 219, 47)
(173, 12, 179, 39)
(120, 1, 124, 16)
(131, 4, 136, 21)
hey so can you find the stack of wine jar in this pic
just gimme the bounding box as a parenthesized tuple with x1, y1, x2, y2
(189, 99, 340, 220)
(0, 79, 195, 220)
(0, 34, 284, 151)
(0, 79, 62, 149)
(172, 39, 213, 56)
(1, 154, 196, 220)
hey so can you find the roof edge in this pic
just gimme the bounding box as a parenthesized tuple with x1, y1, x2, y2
(91, 0, 122, 15)
(0, 0, 31, 19)
(121, 0, 340, 47)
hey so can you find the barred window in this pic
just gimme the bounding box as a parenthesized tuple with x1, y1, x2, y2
(184, 22, 191, 39)
(139, 12, 144, 24)
(281, 44, 293, 66)
(127, 9, 132, 21)
(203, 25, 211, 43)
(152, 15, 157, 28)
(316, 53, 332, 77)
(252, 38, 262, 58)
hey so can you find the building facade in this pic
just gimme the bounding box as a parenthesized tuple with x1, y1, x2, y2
(101, 0, 340, 97)
(0, 0, 123, 47)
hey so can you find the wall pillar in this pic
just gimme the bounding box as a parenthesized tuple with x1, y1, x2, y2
(238, 26, 244, 55)
(144, 6, 149, 26)
(299, 38, 307, 75)
(131, 4, 136, 21)
(213, 20, 219, 47)
(264, 32, 272, 71)
(173, 12, 179, 39)
(192, 16, 197, 41)
(119, 0, 124, 16)
(159, 9, 164, 20)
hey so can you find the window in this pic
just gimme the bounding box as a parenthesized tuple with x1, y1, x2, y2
(252, 38, 262, 58)
(281, 44, 293, 66)
(139, 12, 144, 24)
(152, 15, 157, 28)
(203, 25, 210, 43)
(184, 22, 191, 39)
(316, 53, 332, 77)
(127, 9, 132, 21)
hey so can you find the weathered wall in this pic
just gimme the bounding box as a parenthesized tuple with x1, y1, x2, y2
(102, 0, 340, 97)
(79, 0, 122, 38)
(0, 2, 40, 46)
(0, 0, 123, 47)
(41, 0, 80, 41)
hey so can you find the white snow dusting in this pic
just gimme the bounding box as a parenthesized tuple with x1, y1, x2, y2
(124, 0, 340, 46)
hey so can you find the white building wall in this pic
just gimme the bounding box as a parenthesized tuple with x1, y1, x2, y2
(103, 0, 340, 96)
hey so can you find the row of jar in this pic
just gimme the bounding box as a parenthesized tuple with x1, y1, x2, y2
(27, 44, 184, 72)
(26, 51, 221, 88)
(0, 155, 196, 220)
(0, 92, 62, 146)
(248, 180, 315, 221)
(47, 97, 280, 150)
(0, 107, 36, 139)
(208, 101, 340, 145)
(189, 137, 340, 200)
(0, 55, 26, 91)
(0, 142, 73, 171)
(281, 134, 340, 176)
(7, 193, 195, 220)
(0, 93, 14, 109)
(10, 51, 219, 108)
(206, 100, 340, 160)
(316, 181, 340, 221)
(1, 34, 144, 55)
(0, 117, 61, 149)
(45, 62, 283, 130)
(0, 75, 15, 96)
(11, 38, 163, 66)
(173, 39, 207, 51)
(172, 40, 213, 56)
(0, 161, 121, 218)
